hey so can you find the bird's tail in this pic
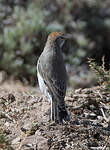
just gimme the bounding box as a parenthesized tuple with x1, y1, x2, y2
(51, 100, 70, 123)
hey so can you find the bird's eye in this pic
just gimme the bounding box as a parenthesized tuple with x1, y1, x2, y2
(56, 37, 65, 48)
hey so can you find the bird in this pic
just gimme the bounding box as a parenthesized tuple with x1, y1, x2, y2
(37, 32, 70, 123)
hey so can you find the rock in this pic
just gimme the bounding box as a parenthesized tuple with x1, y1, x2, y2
(8, 93, 16, 102)
(35, 131, 48, 150)
(97, 116, 103, 120)
(36, 138, 48, 150)
(12, 137, 21, 145)
(75, 88, 82, 94)
(5, 122, 10, 127)
(88, 113, 97, 119)
(19, 132, 49, 150)
(21, 123, 31, 133)
(25, 143, 33, 147)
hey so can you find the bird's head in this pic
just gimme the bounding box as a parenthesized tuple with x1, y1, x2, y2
(47, 32, 70, 49)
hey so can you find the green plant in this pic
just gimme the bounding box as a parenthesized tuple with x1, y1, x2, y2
(0, 127, 13, 150)
(0, 1, 66, 84)
(0, 2, 46, 84)
(88, 56, 110, 91)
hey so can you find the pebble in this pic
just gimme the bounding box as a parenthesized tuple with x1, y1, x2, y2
(5, 122, 10, 127)
(88, 113, 97, 119)
(25, 143, 33, 147)
(21, 123, 31, 133)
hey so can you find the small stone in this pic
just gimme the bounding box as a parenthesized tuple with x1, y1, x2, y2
(21, 123, 31, 133)
(35, 130, 41, 136)
(25, 143, 33, 147)
(84, 112, 89, 118)
(97, 116, 103, 120)
(75, 88, 82, 94)
(5, 122, 10, 127)
(35, 131, 49, 150)
(37, 137, 48, 150)
(88, 113, 97, 119)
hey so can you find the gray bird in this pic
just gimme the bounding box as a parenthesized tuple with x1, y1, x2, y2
(37, 32, 70, 123)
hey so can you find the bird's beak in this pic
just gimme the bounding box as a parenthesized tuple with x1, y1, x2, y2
(62, 34, 72, 39)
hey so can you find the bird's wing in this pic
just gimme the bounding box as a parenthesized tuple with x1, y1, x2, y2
(37, 61, 66, 100)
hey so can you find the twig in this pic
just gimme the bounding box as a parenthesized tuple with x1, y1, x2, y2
(90, 147, 106, 150)
(96, 90, 103, 99)
(0, 111, 16, 123)
(65, 97, 75, 102)
(67, 101, 89, 110)
(100, 108, 109, 122)
(100, 102, 110, 110)
(65, 94, 88, 101)
(102, 136, 109, 150)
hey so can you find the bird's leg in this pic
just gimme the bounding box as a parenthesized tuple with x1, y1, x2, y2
(50, 99, 54, 121)
(52, 100, 60, 123)
(54, 102, 58, 123)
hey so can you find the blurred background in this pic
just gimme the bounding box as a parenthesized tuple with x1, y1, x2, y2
(0, 0, 110, 90)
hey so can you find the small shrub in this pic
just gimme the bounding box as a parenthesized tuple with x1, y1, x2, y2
(88, 56, 110, 91)
(0, 2, 46, 84)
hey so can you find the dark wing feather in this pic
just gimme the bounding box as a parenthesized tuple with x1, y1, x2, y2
(37, 60, 66, 101)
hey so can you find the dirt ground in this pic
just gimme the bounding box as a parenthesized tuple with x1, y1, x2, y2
(0, 80, 110, 150)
